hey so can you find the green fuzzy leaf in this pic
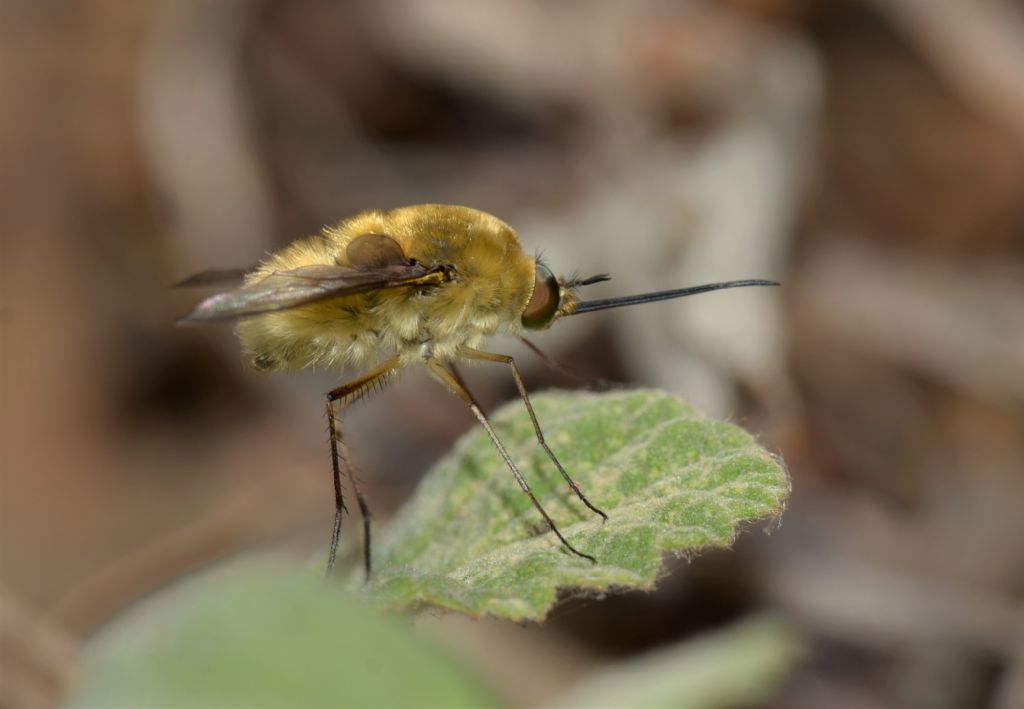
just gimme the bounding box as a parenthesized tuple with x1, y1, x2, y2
(543, 615, 804, 709)
(359, 389, 789, 621)
(71, 560, 499, 709)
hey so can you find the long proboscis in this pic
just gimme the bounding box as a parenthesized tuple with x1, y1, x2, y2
(572, 279, 779, 315)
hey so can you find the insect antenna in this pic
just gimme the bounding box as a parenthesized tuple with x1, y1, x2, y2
(564, 273, 611, 289)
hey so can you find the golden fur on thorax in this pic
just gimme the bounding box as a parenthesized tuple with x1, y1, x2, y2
(235, 205, 537, 371)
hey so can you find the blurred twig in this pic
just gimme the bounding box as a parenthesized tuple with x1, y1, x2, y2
(764, 552, 1023, 656)
(44, 452, 322, 639)
(795, 239, 1024, 403)
(867, 0, 1024, 153)
(994, 638, 1024, 709)
(140, 0, 274, 269)
(0, 587, 77, 709)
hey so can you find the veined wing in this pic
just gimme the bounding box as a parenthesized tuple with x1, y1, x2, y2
(173, 267, 255, 289)
(172, 232, 408, 289)
(181, 262, 446, 322)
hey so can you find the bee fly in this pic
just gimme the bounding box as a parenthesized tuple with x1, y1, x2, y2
(180, 204, 777, 576)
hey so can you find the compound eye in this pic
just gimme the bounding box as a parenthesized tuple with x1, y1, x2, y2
(521, 262, 560, 329)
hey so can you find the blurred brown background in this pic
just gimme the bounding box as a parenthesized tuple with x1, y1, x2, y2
(2, 1, 1023, 707)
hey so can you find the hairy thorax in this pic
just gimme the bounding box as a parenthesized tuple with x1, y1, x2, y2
(235, 205, 535, 372)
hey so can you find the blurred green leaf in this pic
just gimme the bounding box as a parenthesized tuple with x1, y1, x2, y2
(361, 389, 790, 621)
(71, 560, 499, 709)
(543, 615, 804, 709)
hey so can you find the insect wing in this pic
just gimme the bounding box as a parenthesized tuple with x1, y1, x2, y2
(182, 262, 441, 322)
(172, 267, 255, 288)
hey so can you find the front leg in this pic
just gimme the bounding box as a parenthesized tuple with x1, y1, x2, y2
(426, 358, 597, 564)
(457, 346, 608, 522)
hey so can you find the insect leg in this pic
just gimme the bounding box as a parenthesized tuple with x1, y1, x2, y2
(518, 337, 583, 382)
(458, 346, 608, 522)
(325, 356, 401, 578)
(518, 337, 614, 390)
(426, 359, 597, 564)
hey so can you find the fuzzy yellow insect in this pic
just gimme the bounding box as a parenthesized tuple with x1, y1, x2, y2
(182, 204, 775, 576)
